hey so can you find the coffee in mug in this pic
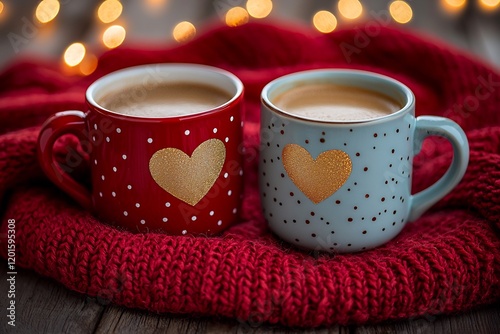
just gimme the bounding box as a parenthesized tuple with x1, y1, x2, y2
(272, 83, 401, 121)
(99, 83, 232, 118)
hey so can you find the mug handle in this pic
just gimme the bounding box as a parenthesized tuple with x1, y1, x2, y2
(37, 111, 93, 210)
(408, 116, 469, 221)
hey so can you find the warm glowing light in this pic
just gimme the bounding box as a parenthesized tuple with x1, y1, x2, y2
(173, 21, 196, 43)
(146, 0, 166, 7)
(338, 0, 363, 20)
(225, 7, 249, 27)
(35, 0, 60, 24)
(0, 2, 4, 15)
(479, 0, 500, 10)
(64, 43, 86, 67)
(97, 0, 122, 23)
(389, 1, 413, 24)
(440, 0, 467, 13)
(313, 10, 337, 33)
(102, 25, 126, 48)
(246, 0, 273, 19)
(79, 53, 98, 76)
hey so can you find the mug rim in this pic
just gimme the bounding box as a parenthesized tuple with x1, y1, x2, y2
(86, 63, 244, 122)
(261, 69, 415, 125)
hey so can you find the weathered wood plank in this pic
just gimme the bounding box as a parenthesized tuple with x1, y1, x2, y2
(0, 263, 104, 334)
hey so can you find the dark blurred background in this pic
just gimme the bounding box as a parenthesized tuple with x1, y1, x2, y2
(0, 0, 499, 75)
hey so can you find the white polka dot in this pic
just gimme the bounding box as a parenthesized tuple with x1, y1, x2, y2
(184, 130, 190, 135)
(182, 230, 187, 235)
(230, 116, 234, 122)
(213, 128, 218, 133)
(101, 175, 105, 180)
(217, 220, 222, 226)
(224, 172, 228, 179)
(112, 167, 117, 172)
(228, 190, 232, 196)
(94, 160, 98, 165)
(116, 128, 121, 133)
(140, 219, 146, 224)
(162, 217, 168, 222)
(147, 138, 153, 143)
(232, 208, 237, 214)
(191, 216, 197, 221)
(94, 124, 98, 130)
(165, 202, 171, 207)
(241, 121, 244, 127)
(209, 210, 214, 216)
(135, 203, 140, 208)
(123, 211, 128, 216)
(99, 192, 103, 197)
(92, 136, 96, 142)
(111, 191, 116, 197)
(225, 137, 229, 143)
(239, 169, 243, 176)
(106, 137, 110, 142)
(122, 154, 127, 160)
(127, 185, 132, 190)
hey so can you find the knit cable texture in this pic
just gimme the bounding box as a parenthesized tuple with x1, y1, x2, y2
(0, 24, 499, 327)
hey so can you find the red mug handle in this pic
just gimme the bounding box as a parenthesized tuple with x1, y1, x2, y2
(37, 111, 93, 210)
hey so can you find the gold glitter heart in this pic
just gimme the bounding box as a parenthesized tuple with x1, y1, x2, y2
(282, 144, 352, 204)
(149, 139, 226, 206)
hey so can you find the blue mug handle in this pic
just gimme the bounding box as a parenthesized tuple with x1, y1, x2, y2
(408, 116, 469, 221)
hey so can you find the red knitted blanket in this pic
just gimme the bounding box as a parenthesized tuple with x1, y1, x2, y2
(1, 23, 499, 328)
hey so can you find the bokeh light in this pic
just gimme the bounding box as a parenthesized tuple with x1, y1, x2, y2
(479, 0, 500, 11)
(97, 0, 123, 24)
(64, 43, 86, 67)
(225, 7, 249, 27)
(102, 25, 126, 48)
(313, 10, 337, 33)
(0, 2, 4, 15)
(79, 53, 98, 76)
(35, 0, 60, 24)
(246, 0, 273, 19)
(440, 0, 467, 13)
(173, 21, 196, 43)
(389, 1, 413, 24)
(338, 0, 363, 20)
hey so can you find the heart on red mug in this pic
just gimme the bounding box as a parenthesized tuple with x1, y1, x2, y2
(149, 139, 226, 206)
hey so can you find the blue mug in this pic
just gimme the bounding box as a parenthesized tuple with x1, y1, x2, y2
(259, 69, 469, 253)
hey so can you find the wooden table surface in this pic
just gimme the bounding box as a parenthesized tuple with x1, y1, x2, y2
(1, 1, 499, 333)
(0, 264, 499, 333)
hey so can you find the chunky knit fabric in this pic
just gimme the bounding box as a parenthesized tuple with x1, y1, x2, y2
(1, 23, 499, 327)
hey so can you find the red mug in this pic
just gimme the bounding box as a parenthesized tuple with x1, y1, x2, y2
(37, 63, 244, 235)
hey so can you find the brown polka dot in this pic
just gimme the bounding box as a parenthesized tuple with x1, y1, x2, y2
(311, 233, 316, 237)
(331, 230, 335, 234)
(356, 152, 360, 156)
(322, 131, 326, 135)
(289, 192, 294, 196)
(320, 138, 325, 143)
(305, 139, 309, 144)
(362, 230, 367, 234)
(347, 244, 352, 247)
(382, 228, 386, 231)
(280, 173, 285, 177)
(363, 167, 368, 171)
(348, 217, 353, 222)
(354, 206, 358, 210)
(374, 133, 378, 137)
(280, 130, 284, 134)
(283, 220, 287, 223)
(310, 211, 315, 216)
(372, 217, 377, 221)
(335, 200, 341, 204)
(305, 220, 310, 224)
(381, 197, 385, 202)
(391, 149, 395, 154)
(365, 194, 370, 198)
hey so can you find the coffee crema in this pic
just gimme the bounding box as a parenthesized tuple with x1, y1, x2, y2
(272, 83, 401, 121)
(99, 83, 232, 118)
